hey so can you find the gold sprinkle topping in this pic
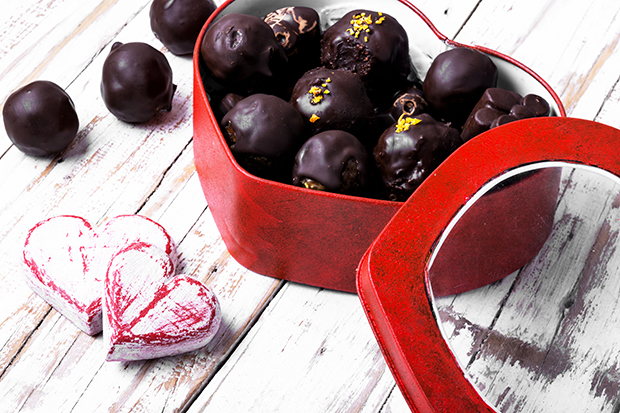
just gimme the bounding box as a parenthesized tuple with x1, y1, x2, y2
(345, 12, 386, 41)
(395, 113, 421, 133)
(309, 114, 320, 123)
(307, 79, 331, 105)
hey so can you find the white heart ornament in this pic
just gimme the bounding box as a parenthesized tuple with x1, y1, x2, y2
(22, 215, 177, 335)
(104, 242, 221, 362)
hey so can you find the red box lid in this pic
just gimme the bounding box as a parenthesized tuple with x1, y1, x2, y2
(356, 117, 620, 412)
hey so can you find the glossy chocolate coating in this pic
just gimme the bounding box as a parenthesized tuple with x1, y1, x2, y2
(217, 93, 245, 117)
(264, 7, 321, 64)
(321, 9, 411, 105)
(150, 0, 217, 56)
(290, 67, 376, 140)
(3, 81, 79, 156)
(389, 86, 428, 122)
(293, 130, 368, 195)
(461, 88, 550, 141)
(101, 42, 175, 123)
(373, 113, 462, 201)
(423, 47, 498, 128)
(200, 13, 287, 94)
(221, 94, 304, 179)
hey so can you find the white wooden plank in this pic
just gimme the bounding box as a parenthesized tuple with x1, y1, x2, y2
(454, 0, 620, 120)
(187, 283, 393, 413)
(0, 0, 195, 375)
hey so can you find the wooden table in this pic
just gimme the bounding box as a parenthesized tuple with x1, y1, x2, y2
(2, 0, 620, 412)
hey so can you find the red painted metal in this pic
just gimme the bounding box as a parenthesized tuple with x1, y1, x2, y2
(192, 1, 565, 293)
(357, 117, 620, 412)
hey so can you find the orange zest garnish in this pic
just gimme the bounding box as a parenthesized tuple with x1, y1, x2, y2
(395, 113, 421, 133)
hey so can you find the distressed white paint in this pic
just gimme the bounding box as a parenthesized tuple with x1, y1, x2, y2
(0, 0, 619, 412)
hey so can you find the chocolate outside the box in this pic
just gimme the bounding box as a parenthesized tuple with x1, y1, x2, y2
(221, 93, 304, 179)
(461, 88, 551, 142)
(101, 42, 175, 123)
(292, 130, 369, 195)
(200, 13, 288, 95)
(150, 0, 217, 56)
(290, 67, 376, 142)
(423, 47, 498, 128)
(3, 80, 79, 157)
(373, 113, 462, 201)
(320, 9, 412, 106)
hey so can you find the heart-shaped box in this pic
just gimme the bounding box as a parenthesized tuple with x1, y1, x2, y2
(192, 0, 565, 293)
(356, 117, 620, 412)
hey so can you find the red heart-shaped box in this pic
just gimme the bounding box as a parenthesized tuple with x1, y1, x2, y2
(356, 117, 620, 412)
(192, 0, 566, 293)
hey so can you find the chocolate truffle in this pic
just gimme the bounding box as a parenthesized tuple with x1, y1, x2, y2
(290, 67, 376, 141)
(461, 88, 550, 142)
(386, 86, 428, 125)
(150, 0, 217, 56)
(423, 47, 498, 128)
(3, 81, 79, 157)
(264, 6, 321, 76)
(101, 42, 176, 123)
(373, 113, 462, 201)
(293, 130, 368, 195)
(217, 93, 245, 117)
(221, 94, 304, 179)
(200, 13, 287, 95)
(321, 10, 412, 106)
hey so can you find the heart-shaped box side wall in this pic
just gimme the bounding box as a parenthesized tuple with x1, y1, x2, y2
(357, 117, 620, 412)
(192, 0, 565, 293)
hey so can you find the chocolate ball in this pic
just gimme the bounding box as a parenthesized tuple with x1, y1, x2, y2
(3, 81, 79, 156)
(101, 42, 176, 123)
(390, 86, 428, 122)
(423, 47, 497, 128)
(200, 13, 288, 94)
(373, 113, 462, 201)
(150, 0, 217, 56)
(221, 94, 304, 179)
(321, 10, 412, 106)
(290, 67, 376, 142)
(264, 6, 321, 76)
(293, 130, 368, 195)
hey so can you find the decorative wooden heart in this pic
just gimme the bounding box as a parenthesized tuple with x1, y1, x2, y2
(22, 215, 177, 335)
(103, 242, 221, 362)
(357, 118, 620, 412)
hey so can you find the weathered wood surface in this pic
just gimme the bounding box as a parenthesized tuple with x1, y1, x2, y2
(1, 0, 620, 412)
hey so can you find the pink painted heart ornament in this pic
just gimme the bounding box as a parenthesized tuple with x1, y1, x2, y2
(22, 215, 177, 335)
(104, 242, 221, 362)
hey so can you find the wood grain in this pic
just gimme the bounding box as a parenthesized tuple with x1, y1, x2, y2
(1, 0, 620, 412)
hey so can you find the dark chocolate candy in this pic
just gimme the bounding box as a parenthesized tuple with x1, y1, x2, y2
(321, 10, 412, 106)
(264, 7, 321, 71)
(389, 86, 428, 123)
(373, 113, 462, 201)
(293, 130, 368, 195)
(221, 93, 304, 179)
(3, 81, 79, 157)
(289, 67, 376, 142)
(150, 0, 217, 56)
(461, 88, 550, 142)
(217, 93, 245, 117)
(101, 42, 176, 123)
(423, 47, 498, 128)
(200, 13, 287, 95)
